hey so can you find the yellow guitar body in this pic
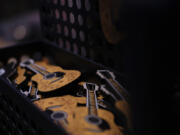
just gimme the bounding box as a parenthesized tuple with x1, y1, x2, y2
(73, 108, 124, 135)
(34, 95, 124, 135)
(34, 95, 86, 135)
(31, 62, 81, 92)
(15, 61, 81, 92)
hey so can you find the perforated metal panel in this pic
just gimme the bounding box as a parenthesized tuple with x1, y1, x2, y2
(39, 0, 123, 71)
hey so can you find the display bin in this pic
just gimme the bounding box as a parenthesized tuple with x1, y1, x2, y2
(0, 40, 129, 135)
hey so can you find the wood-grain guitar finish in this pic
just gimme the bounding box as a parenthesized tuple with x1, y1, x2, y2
(34, 83, 124, 135)
(15, 56, 53, 85)
(34, 95, 87, 135)
(17, 58, 81, 92)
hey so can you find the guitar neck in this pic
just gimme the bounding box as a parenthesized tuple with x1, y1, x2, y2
(87, 90, 98, 116)
(108, 78, 130, 103)
(27, 64, 49, 76)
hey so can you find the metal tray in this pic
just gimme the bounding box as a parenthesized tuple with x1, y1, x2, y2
(0, 40, 127, 135)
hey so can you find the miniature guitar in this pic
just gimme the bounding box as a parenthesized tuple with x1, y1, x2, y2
(17, 58, 81, 92)
(74, 82, 123, 135)
(34, 83, 123, 135)
(97, 70, 130, 103)
(15, 56, 52, 85)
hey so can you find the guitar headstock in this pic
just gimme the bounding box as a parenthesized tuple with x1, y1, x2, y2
(83, 82, 99, 92)
(20, 58, 34, 68)
(96, 70, 115, 80)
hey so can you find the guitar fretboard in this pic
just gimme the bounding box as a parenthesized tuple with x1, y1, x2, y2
(109, 78, 130, 103)
(88, 90, 98, 116)
(28, 64, 49, 76)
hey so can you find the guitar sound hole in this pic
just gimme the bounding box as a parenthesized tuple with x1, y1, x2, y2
(51, 111, 67, 120)
(44, 72, 64, 79)
(55, 72, 65, 77)
(85, 115, 102, 125)
(45, 73, 55, 79)
(89, 117, 99, 123)
(54, 113, 64, 118)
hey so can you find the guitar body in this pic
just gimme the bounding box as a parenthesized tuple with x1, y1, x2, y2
(73, 108, 123, 135)
(32, 62, 81, 92)
(15, 61, 81, 92)
(34, 95, 86, 134)
(34, 95, 86, 110)
(34, 95, 123, 135)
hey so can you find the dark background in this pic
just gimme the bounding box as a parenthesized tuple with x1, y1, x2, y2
(0, 0, 41, 47)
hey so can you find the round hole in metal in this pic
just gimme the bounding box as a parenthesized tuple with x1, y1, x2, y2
(56, 24, 61, 34)
(79, 30, 85, 42)
(69, 12, 75, 24)
(65, 40, 71, 51)
(71, 28, 77, 39)
(62, 11, 67, 21)
(58, 38, 64, 48)
(68, 0, 73, 7)
(64, 26, 69, 36)
(76, 0, 81, 9)
(60, 0, 66, 6)
(78, 14, 83, 26)
(55, 9, 60, 19)
(85, 0, 91, 11)
(73, 43, 78, 54)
